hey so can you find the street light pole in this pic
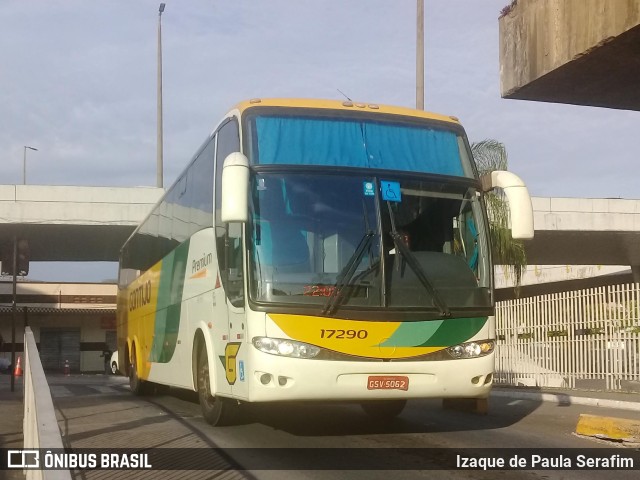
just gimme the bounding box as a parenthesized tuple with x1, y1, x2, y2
(416, 0, 425, 110)
(23, 146, 38, 185)
(157, 3, 166, 189)
(10, 235, 17, 392)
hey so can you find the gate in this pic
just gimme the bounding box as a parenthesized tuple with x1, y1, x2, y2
(39, 328, 81, 373)
(495, 284, 640, 391)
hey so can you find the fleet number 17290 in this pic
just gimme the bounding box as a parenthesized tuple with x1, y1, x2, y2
(320, 329, 368, 339)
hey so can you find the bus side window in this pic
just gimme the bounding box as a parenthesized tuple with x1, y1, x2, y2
(214, 118, 244, 307)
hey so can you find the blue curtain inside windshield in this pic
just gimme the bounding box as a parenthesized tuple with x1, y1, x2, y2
(254, 116, 465, 176)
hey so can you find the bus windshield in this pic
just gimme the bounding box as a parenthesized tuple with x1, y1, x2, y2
(248, 171, 491, 316)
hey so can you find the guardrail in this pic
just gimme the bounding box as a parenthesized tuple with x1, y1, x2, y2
(24, 326, 72, 480)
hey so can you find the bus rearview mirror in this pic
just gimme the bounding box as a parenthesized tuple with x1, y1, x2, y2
(221, 152, 250, 223)
(480, 170, 534, 240)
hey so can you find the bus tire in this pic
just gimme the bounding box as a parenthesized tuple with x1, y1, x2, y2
(361, 400, 407, 420)
(198, 348, 237, 426)
(129, 348, 149, 395)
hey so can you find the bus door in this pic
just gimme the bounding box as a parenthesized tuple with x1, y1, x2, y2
(220, 222, 248, 399)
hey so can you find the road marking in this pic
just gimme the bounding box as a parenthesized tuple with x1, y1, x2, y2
(50, 386, 73, 398)
(507, 400, 523, 406)
(50, 385, 128, 398)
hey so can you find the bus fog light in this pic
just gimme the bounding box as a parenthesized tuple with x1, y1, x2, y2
(253, 337, 321, 359)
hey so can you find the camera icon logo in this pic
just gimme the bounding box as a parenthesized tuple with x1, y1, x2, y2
(7, 450, 40, 469)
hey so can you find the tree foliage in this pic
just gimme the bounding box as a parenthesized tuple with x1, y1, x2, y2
(471, 139, 527, 290)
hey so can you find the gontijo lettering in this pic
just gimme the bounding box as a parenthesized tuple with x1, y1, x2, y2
(129, 280, 151, 312)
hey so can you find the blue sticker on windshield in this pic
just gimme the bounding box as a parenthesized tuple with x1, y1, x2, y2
(381, 181, 401, 202)
(363, 181, 375, 196)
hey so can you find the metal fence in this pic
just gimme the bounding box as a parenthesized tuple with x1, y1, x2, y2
(495, 283, 640, 391)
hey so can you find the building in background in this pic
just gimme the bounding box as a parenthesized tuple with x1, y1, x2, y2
(0, 281, 116, 373)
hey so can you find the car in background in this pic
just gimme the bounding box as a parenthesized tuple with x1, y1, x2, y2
(0, 356, 11, 374)
(110, 351, 119, 375)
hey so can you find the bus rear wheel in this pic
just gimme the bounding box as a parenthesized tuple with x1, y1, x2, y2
(361, 400, 407, 420)
(129, 348, 148, 395)
(197, 349, 237, 426)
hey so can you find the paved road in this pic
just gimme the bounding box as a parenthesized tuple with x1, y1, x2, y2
(47, 374, 640, 480)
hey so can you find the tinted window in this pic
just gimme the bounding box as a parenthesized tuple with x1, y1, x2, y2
(188, 140, 215, 233)
(121, 138, 216, 278)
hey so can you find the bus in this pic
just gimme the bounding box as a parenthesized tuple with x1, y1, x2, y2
(117, 98, 533, 425)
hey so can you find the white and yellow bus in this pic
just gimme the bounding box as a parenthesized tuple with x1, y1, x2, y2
(117, 98, 533, 425)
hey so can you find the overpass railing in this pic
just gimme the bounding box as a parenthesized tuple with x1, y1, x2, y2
(24, 326, 72, 480)
(496, 283, 640, 391)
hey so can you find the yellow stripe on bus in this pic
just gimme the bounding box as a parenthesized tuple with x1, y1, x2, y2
(268, 314, 443, 359)
(127, 262, 162, 380)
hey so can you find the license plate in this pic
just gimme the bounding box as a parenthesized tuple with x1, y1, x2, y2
(367, 375, 409, 391)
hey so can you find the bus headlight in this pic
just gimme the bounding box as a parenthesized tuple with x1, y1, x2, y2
(252, 337, 321, 359)
(447, 340, 494, 359)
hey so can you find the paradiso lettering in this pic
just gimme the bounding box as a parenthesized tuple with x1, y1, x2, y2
(192, 252, 213, 274)
(129, 280, 152, 312)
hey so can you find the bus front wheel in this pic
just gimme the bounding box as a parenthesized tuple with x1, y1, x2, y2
(361, 400, 407, 420)
(197, 349, 237, 426)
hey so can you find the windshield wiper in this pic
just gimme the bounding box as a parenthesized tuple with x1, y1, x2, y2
(386, 202, 451, 317)
(321, 231, 374, 316)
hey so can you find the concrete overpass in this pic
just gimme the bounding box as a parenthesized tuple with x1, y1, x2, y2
(529, 196, 640, 271)
(1, 184, 640, 277)
(0, 185, 163, 262)
(500, 0, 640, 111)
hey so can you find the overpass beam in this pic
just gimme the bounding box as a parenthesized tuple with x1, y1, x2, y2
(500, 0, 640, 111)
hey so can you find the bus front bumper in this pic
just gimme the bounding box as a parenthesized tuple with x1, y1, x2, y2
(245, 348, 494, 403)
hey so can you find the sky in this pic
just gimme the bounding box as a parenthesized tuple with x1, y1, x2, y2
(1, 0, 638, 282)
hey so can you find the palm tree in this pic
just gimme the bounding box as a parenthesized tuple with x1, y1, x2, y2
(471, 139, 527, 290)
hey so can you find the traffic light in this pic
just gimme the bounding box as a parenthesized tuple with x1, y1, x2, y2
(0, 239, 30, 276)
(0, 245, 11, 276)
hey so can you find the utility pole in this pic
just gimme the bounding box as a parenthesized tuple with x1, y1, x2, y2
(416, 0, 425, 110)
(23, 146, 38, 185)
(157, 3, 166, 188)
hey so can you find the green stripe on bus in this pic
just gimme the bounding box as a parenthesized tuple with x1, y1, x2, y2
(380, 317, 487, 348)
(150, 240, 190, 363)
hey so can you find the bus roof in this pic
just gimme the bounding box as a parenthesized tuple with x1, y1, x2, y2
(233, 98, 461, 125)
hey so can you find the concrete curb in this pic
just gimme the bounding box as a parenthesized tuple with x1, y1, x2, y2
(575, 414, 640, 443)
(490, 389, 640, 413)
